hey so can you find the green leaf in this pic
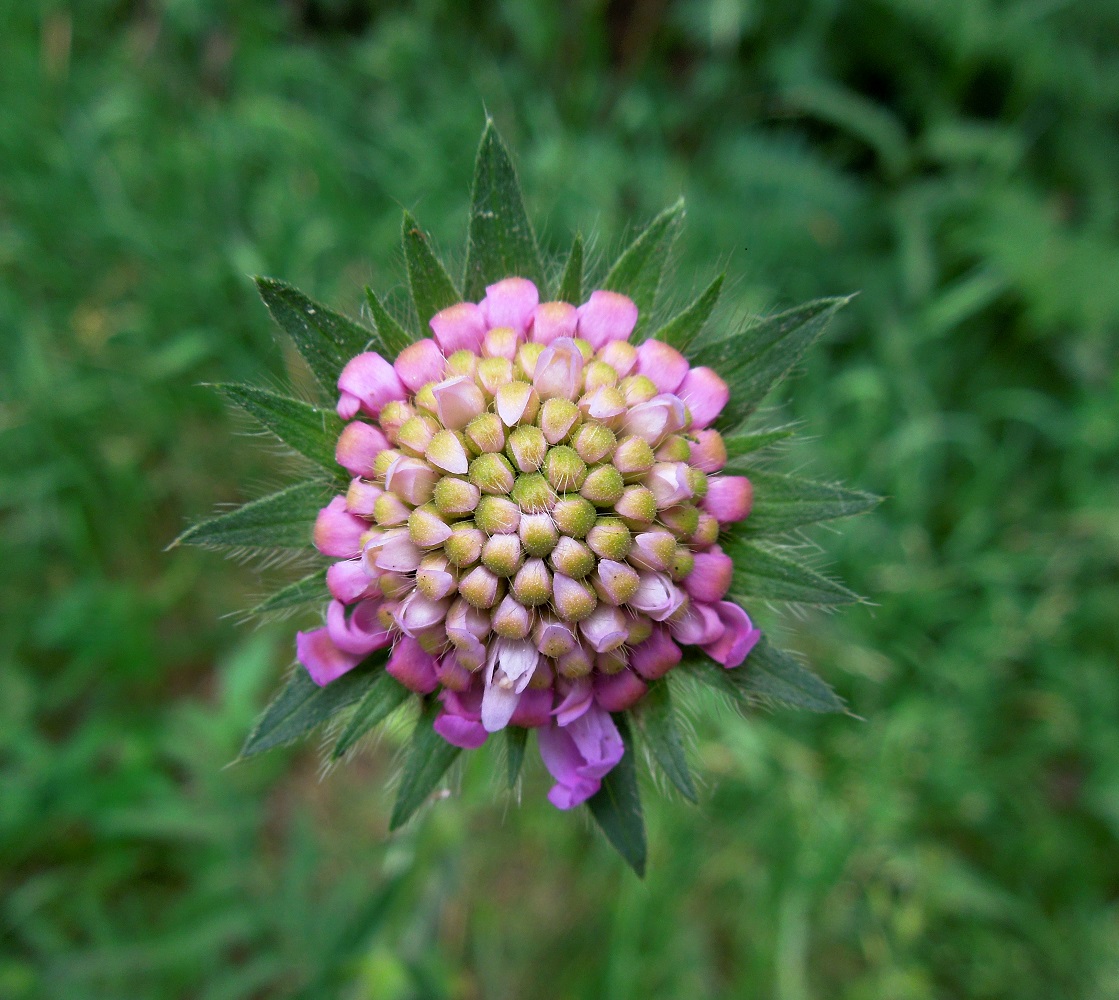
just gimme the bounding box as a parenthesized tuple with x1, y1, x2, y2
(240, 655, 388, 758)
(462, 120, 545, 300)
(723, 427, 797, 461)
(389, 698, 462, 830)
(364, 287, 416, 356)
(726, 539, 861, 606)
(739, 470, 881, 533)
(215, 383, 344, 476)
(603, 200, 684, 334)
(255, 277, 375, 392)
(249, 569, 328, 616)
(648, 273, 724, 351)
(637, 682, 698, 802)
(172, 481, 328, 551)
(402, 211, 460, 332)
(557, 233, 584, 305)
(587, 715, 647, 877)
(504, 726, 528, 788)
(735, 636, 846, 712)
(690, 295, 853, 431)
(332, 671, 412, 759)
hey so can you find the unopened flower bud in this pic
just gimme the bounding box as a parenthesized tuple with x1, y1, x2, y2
(635, 340, 689, 393)
(519, 512, 558, 556)
(592, 559, 640, 605)
(412, 382, 438, 416)
(482, 534, 523, 577)
(507, 425, 548, 472)
(346, 478, 382, 516)
(373, 492, 411, 527)
(656, 435, 692, 463)
(469, 452, 516, 495)
(474, 495, 521, 534)
(677, 366, 729, 429)
(544, 445, 587, 492)
(660, 504, 700, 538)
(552, 495, 597, 538)
(596, 340, 637, 377)
(612, 436, 655, 477)
(619, 374, 658, 406)
(335, 421, 390, 476)
(629, 530, 676, 572)
(646, 462, 694, 508)
(533, 337, 583, 400)
(671, 544, 696, 581)
(373, 448, 403, 480)
(465, 412, 505, 454)
(704, 475, 753, 525)
(622, 394, 687, 445)
(376, 571, 410, 601)
(549, 536, 595, 579)
(552, 574, 597, 622)
(556, 646, 593, 679)
(691, 512, 720, 548)
(533, 614, 578, 657)
(432, 376, 486, 430)
(476, 356, 514, 396)
(583, 360, 618, 393)
(482, 325, 520, 360)
(396, 414, 439, 456)
(515, 341, 544, 379)
(595, 649, 629, 675)
(512, 558, 552, 606)
(580, 604, 628, 653)
(426, 429, 469, 474)
(459, 565, 501, 609)
(385, 455, 439, 505)
(629, 572, 686, 621)
(492, 594, 532, 639)
(586, 517, 632, 561)
(614, 484, 657, 525)
(447, 597, 490, 645)
(444, 522, 485, 567)
(579, 386, 627, 428)
(416, 553, 457, 600)
(377, 400, 414, 444)
(495, 381, 539, 427)
(539, 397, 580, 443)
(626, 616, 655, 647)
(688, 467, 709, 498)
(394, 592, 450, 636)
(432, 476, 480, 517)
(532, 302, 578, 346)
(581, 465, 625, 507)
(408, 503, 452, 548)
(510, 472, 555, 513)
(689, 428, 726, 472)
(572, 423, 616, 464)
(445, 348, 478, 378)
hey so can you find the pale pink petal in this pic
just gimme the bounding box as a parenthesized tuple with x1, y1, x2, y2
(577, 290, 638, 349)
(704, 475, 753, 525)
(531, 301, 578, 344)
(533, 337, 583, 400)
(678, 367, 729, 429)
(327, 559, 378, 604)
(394, 338, 445, 392)
(635, 340, 689, 393)
(701, 601, 761, 668)
(552, 677, 594, 726)
(482, 278, 539, 334)
(313, 496, 367, 558)
(337, 352, 406, 418)
(430, 302, 486, 354)
(690, 429, 727, 473)
(296, 627, 364, 686)
(432, 376, 486, 430)
(670, 602, 725, 647)
(335, 422, 389, 477)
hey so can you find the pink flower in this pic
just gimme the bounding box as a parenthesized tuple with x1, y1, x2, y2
(576, 290, 638, 349)
(432, 376, 486, 430)
(647, 461, 694, 508)
(670, 601, 725, 646)
(394, 592, 450, 636)
(296, 627, 364, 686)
(482, 278, 539, 335)
(677, 367, 729, 429)
(594, 669, 648, 711)
(327, 558, 378, 604)
(622, 394, 687, 445)
(689, 429, 727, 473)
(537, 702, 624, 809)
(684, 545, 733, 602)
(552, 676, 594, 726)
(337, 352, 406, 419)
(700, 601, 761, 668)
(326, 598, 392, 655)
(481, 639, 539, 732)
(629, 573, 686, 622)
(383, 455, 438, 506)
(434, 685, 489, 749)
(430, 302, 486, 354)
(394, 338, 445, 392)
(335, 421, 389, 477)
(635, 340, 689, 393)
(579, 604, 628, 653)
(704, 475, 753, 525)
(532, 337, 583, 400)
(531, 302, 577, 344)
(313, 497, 367, 558)
(630, 626, 682, 680)
(386, 637, 439, 693)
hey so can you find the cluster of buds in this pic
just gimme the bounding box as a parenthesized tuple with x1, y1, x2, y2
(301, 277, 760, 808)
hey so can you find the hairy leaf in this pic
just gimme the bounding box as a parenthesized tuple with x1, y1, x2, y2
(637, 682, 698, 802)
(648, 273, 724, 351)
(240, 655, 388, 758)
(558, 233, 584, 305)
(739, 470, 881, 533)
(215, 383, 344, 475)
(462, 120, 545, 300)
(249, 569, 328, 616)
(255, 277, 375, 392)
(364, 287, 416, 356)
(389, 698, 462, 830)
(603, 200, 684, 335)
(726, 540, 861, 605)
(691, 296, 853, 431)
(504, 726, 528, 788)
(332, 671, 412, 759)
(723, 427, 797, 460)
(402, 211, 460, 332)
(173, 481, 328, 551)
(587, 715, 647, 877)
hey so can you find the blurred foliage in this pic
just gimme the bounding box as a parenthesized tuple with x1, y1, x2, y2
(2, 0, 1117, 997)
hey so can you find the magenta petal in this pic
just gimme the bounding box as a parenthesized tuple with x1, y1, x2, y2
(531, 302, 578, 344)
(482, 277, 539, 334)
(434, 652, 473, 692)
(552, 677, 594, 726)
(313, 497, 368, 558)
(430, 302, 486, 354)
(394, 338, 445, 392)
(434, 712, 489, 749)
(537, 725, 595, 809)
(684, 545, 733, 602)
(635, 340, 689, 393)
(576, 290, 638, 349)
(671, 601, 725, 646)
(386, 637, 439, 693)
(704, 475, 753, 525)
(510, 688, 553, 728)
(326, 598, 391, 655)
(567, 703, 625, 780)
(701, 601, 761, 668)
(297, 627, 363, 686)
(678, 367, 729, 429)
(327, 559, 378, 603)
(629, 626, 682, 680)
(337, 352, 406, 418)
(335, 421, 389, 477)
(594, 669, 648, 711)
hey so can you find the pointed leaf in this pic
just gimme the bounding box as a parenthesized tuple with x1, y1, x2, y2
(215, 383, 345, 475)
(240, 655, 388, 758)
(726, 540, 861, 606)
(504, 726, 528, 788)
(603, 200, 684, 334)
(739, 470, 881, 533)
(691, 295, 853, 431)
(249, 569, 328, 616)
(255, 277, 375, 392)
(587, 715, 646, 877)
(636, 682, 698, 802)
(365, 287, 417, 356)
(462, 120, 545, 300)
(735, 636, 846, 712)
(173, 481, 328, 550)
(723, 427, 797, 461)
(332, 671, 412, 759)
(402, 211, 460, 332)
(389, 698, 462, 830)
(647, 273, 724, 350)
(557, 233, 584, 305)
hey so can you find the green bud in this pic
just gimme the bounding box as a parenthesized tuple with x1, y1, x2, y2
(446, 349, 478, 378)
(519, 512, 559, 557)
(444, 521, 485, 567)
(688, 467, 709, 498)
(586, 517, 632, 560)
(465, 412, 505, 454)
(660, 504, 700, 538)
(413, 382, 438, 416)
(544, 445, 587, 492)
(549, 536, 595, 579)
(613, 436, 655, 477)
(433, 476, 481, 517)
(482, 534, 523, 577)
(619, 374, 658, 406)
(477, 356, 514, 397)
(626, 615, 654, 646)
(475, 495, 521, 535)
(581, 465, 625, 507)
(511, 472, 555, 513)
(516, 341, 545, 379)
(513, 558, 553, 606)
(539, 397, 580, 444)
(378, 400, 415, 444)
(656, 435, 691, 463)
(373, 492, 410, 526)
(691, 512, 720, 548)
(507, 424, 548, 472)
(469, 452, 515, 494)
(552, 495, 597, 538)
(671, 544, 696, 581)
(583, 360, 618, 393)
(572, 423, 616, 464)
(614, 484, 658, 525)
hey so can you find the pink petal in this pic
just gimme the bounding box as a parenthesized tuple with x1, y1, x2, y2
(701, 601, 761, 668)
(533, 337, 583, 400)
(313, 497, 368, 558)
(531, 302, 578, 344)
(635, 340, 689, 393)
(671, 601, 725, 647)
(296, 627, 363, 686)
(690, 429, 727, 473)
(386, 637, 439, 693)
(326, 598, 391, 655)
(432, 376, 486, 430)
(510, 688, 554, 727)
(393, 592, 449, 636)
(577, 290, 638, 349)
(482, 278, 539, 334)
(327, 559, 379, 604)
(434, 712, 489, 749)
(704, 475, 753, 525)
(430, 301, 486, 354)
(678, 367, 729, 429)
(337, 352, 406, 418)
(593, 669, 648, 711)
(335, 421, 389, 477)
(630, 626, 682, 680)
(394, 338, 445, 392)
(552, 677, 594, 726)
(683, 545, 733, 602)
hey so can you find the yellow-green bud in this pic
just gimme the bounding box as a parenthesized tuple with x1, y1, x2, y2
(408, 503, 451, 548)
(444, 522, 485, 567)
(413, 382, 438, 415)
(671, 545, 696, 581)
(512, 558, 553, 606)
(549, 536, 595, 579)
(465, 412, 505, 454)
(446, 349, 478, 378)
(475, 494, 521, 535)
(614, 485, 657, 525)
(660, 504, 700, 538)
(583, 360, 618, 393)
(373, 448, 403, 480)
(619, 374, 658, 406)
(596, 649, 629, 675)
(656, 435, 691, 463)
(379, 572, 412, 600)
(469, 452, 515, 494)
(433, 476, 480, 517)
(572, 338, 594, 361)
(459, 565, 501, 609)
(507, 425, 548, 472)
(511, 472, 555, 513)
(552, 495, 597, 538)
(482, 534, 523, 577)
(516, 341, 545, 379)
(373, 492, 410, 527)
(544, 445, 587, 492)
(613, 436, 655, 477)
(539, 397, 580, 444)
(477, 356, 514, 397)
(572, 423, 616, 464)
(378, 400, 415, 444)
(626, 615, 654, 646)
(581, 465, 625, 506)
(688, 467, 709, 498)
(556, 646, 593, 679)
(586, 517, 632, 560)
(691, 512, 720, 548)
(552, 574, 597, 622)
(519, 512, 558, 556)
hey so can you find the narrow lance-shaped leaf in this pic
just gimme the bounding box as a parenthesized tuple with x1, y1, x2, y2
(637, 681, 698, 802)
(463, 120, 545, 300)
(587, 715, 647, 877)
(390, 698, 462, 830)
(215, 383, 345, 476)
(738, 470, 881, 533)
(604, 199, 684, 336)
(648, 273, 724, 351)
(249, 569, 328, 616)
(332, 671, 412, 759)
(733, 636, 846, 713)
(691, 295, 853, 432)
(723, 426, 797, 461)
(365, 287, 417, 356)
(239, 655, 389, 758)
(557, 233, 584, 305)
(725, 539, 861, 606)
(504, 726, 528, 788)
(172, 481, 329, 551)
(255, 277, 376, 392)
(402, 211, 460, 332)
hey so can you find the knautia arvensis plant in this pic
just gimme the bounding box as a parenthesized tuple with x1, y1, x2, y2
(176, 121, 878, 874)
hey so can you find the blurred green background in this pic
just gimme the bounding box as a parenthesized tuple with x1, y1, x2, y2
(3, 1, 1118, 997)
